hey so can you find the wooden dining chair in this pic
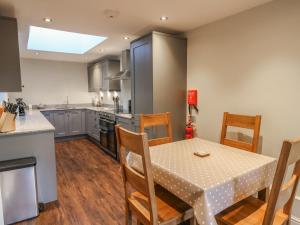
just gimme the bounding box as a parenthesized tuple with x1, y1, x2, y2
(220, 112, 262, 153)
(140, 112, 173, 147)
(115, 125, 195, 225)
(216, 138, 300, 225)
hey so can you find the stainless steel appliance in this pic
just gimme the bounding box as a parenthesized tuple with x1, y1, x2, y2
(110, 49, 130, 80)
(0, 157, 39, 224)
(99, 111, 118, 160)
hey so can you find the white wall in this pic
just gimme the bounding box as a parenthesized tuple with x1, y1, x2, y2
(9, 58, 92, 105)
(0, 93, 7, 104)
(187, 0, 300, 221)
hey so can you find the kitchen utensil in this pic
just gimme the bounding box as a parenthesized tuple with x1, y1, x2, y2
(16, 98, 26, 116)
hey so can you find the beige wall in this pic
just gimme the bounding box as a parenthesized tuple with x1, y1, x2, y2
(8, 58, 124, 107)
(187, 0, 300, 221)
(9, 58, 92, 105)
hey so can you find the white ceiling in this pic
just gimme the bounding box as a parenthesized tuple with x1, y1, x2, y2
(0, 0, 272, 63)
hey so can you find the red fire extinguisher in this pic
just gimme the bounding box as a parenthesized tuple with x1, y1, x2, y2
(185, 118, 194, 139)
(185, 90, 198, 139)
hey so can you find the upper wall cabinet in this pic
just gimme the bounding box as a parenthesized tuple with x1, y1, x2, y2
(0, 16, 22, 92)
(88, 62, 103, 92)
(88, 59, 120, 92)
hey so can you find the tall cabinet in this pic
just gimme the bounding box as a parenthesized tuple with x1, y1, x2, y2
(131, 32, 187, 140)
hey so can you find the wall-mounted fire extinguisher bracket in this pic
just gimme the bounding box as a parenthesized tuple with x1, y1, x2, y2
(187, 90, 199, 115)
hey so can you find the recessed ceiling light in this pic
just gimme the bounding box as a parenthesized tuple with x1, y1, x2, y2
(43, 17, 53, 23)
(123, 36, 130, 40)
(160, 16, 168, 21)
(27, 26, 107, 54)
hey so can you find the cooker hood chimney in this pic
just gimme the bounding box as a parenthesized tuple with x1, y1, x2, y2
(112, 49, 130, 80)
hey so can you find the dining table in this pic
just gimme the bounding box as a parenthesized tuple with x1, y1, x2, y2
(127, 138, 277, 225)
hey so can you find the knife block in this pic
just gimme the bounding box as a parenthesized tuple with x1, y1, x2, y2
(0, 107, 3, 118)
(0, 112, 16, 133)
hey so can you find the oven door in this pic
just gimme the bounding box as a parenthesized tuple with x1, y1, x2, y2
(99, 118, 118, 159)
(100, 128, 108, 150)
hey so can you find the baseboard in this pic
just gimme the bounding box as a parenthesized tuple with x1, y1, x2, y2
(55, 134, 87, 142)
(291, 196, 300, 225)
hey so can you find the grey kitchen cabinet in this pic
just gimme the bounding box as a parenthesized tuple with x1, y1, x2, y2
(87, 59, 120, 92)
(68, 110, 85, 136)
(116, 116, 135, 132)
(42, 109, 86, 138)
(53, 111, 68, 137)
(0, 16, 22, 92)
(41, 111, 55, 126)
(86, 109, 94, 136)
(88, 63, 103, 92)
(86, 109, 99, 141)
(131, 31, 187, 141)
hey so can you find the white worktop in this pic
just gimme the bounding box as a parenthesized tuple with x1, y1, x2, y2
(0, 106, 132, 137)
(40, 106, 133, 119)
(0, 110, 55, 137)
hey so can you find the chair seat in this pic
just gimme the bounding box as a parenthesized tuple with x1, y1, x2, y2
(216, 196, 288, 225)
(128, 185, 193, 225)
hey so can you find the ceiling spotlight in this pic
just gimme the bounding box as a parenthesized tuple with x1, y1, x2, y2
(160, 16, 168, 21)
(43, 17, 53, 23)
(123, 36, 130, 40)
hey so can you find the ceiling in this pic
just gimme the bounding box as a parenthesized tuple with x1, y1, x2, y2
(0, 0, 272, 63)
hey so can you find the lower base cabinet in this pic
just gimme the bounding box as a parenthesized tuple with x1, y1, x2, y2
(42, 110, 86, 138)
(86, 110, 100, 141)
(53, 111, 68, 137)
(116, 116, 135, 132)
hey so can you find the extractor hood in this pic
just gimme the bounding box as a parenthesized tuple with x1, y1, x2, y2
(111, 49, 130, 80)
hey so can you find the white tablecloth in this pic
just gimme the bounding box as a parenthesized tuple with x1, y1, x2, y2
(128, 138, 276, 225)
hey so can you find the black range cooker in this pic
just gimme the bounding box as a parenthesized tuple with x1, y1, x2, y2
(99, 111, 118, 160)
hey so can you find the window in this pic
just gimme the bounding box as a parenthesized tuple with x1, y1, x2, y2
(27, 26, 107, 54)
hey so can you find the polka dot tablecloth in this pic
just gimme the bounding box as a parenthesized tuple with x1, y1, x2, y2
(127, 138, 277, 225)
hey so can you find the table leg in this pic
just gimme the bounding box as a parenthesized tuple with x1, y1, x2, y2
(258, 187, 270, 202)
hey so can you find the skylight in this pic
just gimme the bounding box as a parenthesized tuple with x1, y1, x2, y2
(27, 26, 107, 54)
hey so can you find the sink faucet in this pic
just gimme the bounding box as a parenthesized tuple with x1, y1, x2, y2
(66, 96, 69, 107)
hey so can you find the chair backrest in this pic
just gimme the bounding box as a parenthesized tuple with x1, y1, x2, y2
(140, 112, 173, 147)
(263, 138, 300, 225)
(220, 112, 261, 152)
(115, 125, 158, 225)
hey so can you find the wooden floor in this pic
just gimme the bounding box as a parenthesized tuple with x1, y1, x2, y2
(17, 139, 125, 225)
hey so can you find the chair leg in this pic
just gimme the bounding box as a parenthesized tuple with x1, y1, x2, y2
(137, 218, 142, 225)
(126, 207, 132, 225)
(189, 217, 197, 225)
(136, 218, 143, 225)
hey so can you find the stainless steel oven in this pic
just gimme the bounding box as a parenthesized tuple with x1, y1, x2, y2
(99, 111, 118, 160)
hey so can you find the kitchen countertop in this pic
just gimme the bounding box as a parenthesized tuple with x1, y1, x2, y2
(0, 110, 55, 137)
(39, 106, 133, 119)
